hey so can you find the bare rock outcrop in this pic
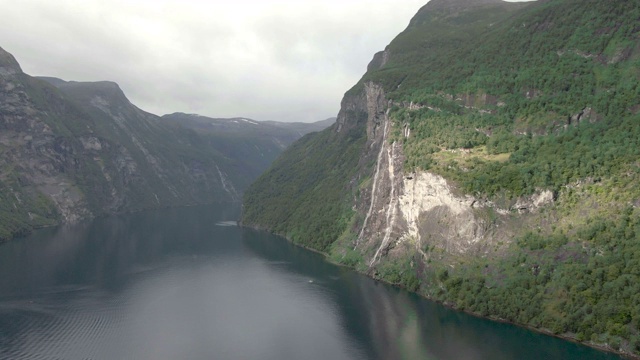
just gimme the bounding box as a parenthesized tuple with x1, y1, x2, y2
(352, 83, 554, 268)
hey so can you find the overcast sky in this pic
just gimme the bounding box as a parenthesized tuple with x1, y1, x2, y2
(0, 0, 532, 122)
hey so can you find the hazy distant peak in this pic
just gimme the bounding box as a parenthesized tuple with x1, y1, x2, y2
(0, 46, 23, 76)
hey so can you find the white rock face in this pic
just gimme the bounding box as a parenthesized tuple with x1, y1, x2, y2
(80, 137, 102, 151)
(399, 172, 485, 252)
(513, 189, 554, 213)
(533, 190, 554, 208)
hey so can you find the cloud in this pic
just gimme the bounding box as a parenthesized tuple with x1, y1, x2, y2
(0, 0, 534, 122)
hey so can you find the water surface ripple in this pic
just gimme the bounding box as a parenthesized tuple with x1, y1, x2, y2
(0, 205, 622, 360)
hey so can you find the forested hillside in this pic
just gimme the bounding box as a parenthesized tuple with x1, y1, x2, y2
(378, 0, 640, 198)
(242, 0, 640, 356)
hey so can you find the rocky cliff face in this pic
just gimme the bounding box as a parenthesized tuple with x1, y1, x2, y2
(1, 52, 91, 232)
(347, 82, 555, 270)
(350, 83, 406, 264)
(0, 46, 304, 240)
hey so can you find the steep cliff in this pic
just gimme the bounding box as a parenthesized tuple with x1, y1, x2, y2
(0, 56, 235, 239)
(0, 47, 327, 241)
(243, 0, 640, 356)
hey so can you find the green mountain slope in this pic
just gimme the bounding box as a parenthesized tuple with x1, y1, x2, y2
(242, 0, 640, 356)
(243, 118, 366, 251)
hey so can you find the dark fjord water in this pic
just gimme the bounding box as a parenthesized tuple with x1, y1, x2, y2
(0, 205, 622, 360)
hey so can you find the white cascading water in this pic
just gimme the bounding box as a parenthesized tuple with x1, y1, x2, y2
(355, 117, 389, 248)
(370, 141, 398, 267)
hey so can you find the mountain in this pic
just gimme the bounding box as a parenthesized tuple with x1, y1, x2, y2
(0, 47, 330, 241)
(0, 58, 233, 240)
(242, 0, 640, 356)
(161, 112, 332, 158)
(159, 113, 333, 183)
(262, 117, 336, 135)
(160, 113, 333, 140)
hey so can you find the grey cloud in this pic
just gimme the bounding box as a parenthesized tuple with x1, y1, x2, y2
(0, 0, 435, 122)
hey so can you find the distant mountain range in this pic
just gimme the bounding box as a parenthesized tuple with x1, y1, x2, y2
(161, 112, 334, 138)
(0, 47, 331, 241)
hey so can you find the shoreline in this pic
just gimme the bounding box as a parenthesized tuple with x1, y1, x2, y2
(240, 222, 639, 360)
(1, 201, 241, 246)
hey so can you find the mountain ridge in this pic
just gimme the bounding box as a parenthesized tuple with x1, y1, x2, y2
(0, 46, 331, 241)
(0, 47, 22, 75)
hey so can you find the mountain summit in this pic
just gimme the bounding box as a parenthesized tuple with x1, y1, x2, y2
(0, 46, 22, 76)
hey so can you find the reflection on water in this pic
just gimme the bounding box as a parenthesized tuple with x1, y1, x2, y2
(242, 229, 621, 360)
(0, 205, 622, 360)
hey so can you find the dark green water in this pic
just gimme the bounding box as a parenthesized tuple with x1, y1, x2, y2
(0, 205, 623, 360)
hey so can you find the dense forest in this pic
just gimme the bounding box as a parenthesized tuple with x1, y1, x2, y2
(243, 0, 640, 356)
